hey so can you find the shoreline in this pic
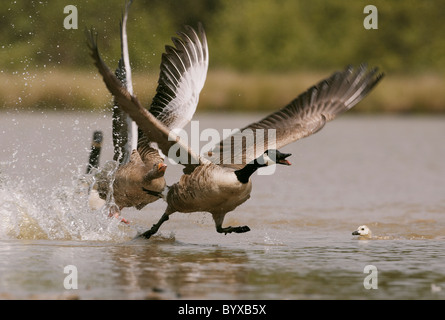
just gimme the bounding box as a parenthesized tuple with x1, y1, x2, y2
(1, 69, 444, 114)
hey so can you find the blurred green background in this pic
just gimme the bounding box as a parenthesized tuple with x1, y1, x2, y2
(1, 0, 444, 113)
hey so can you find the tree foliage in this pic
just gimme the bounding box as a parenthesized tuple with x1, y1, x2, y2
(0, 0, 444, 75)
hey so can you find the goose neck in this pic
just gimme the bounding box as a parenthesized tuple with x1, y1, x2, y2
(234, 160, 264, 184)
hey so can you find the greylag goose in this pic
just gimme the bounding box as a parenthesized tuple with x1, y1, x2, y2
(87, 22, 383, 238)
(88, 1, 167, 223)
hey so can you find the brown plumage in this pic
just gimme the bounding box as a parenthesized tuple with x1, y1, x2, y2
(158, 163, 253, 233)
(110, 148, 166, 210)
(92, 147, 166, 213)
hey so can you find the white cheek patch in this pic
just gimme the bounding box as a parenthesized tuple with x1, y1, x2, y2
(257, 164, 276, 176)
(261, 153, 276, 166)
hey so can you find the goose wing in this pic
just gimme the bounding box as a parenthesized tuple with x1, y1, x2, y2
(149, 23, 209, 131)
(86, 29, 208, 167)
(209, 65, 384, 168)
(112, 0, 138, 165)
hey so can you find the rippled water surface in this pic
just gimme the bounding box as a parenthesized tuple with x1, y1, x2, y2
(1, 112, 444, 299)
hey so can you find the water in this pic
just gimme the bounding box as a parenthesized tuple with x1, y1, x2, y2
(0, 111, 444, 300)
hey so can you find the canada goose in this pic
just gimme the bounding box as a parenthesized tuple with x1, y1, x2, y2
(141, 149, 291, 237)
(87, 23, 383, 239)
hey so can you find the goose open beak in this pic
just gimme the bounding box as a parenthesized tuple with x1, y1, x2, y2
(277, 153, 292, 166)
(157, 163, 167, 173)
(278, 159, 291, 166)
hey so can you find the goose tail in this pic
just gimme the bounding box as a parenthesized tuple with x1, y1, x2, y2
(86, 130, 103, 174)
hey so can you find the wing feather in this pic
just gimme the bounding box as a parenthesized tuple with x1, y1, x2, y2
(149, 23, 209, 130)
(209, 64, 384, 168)
(86, 29, 208, 168)
(112, 0, 137, 165)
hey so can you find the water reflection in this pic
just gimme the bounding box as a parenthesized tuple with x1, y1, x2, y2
(107, 240, 251, 299)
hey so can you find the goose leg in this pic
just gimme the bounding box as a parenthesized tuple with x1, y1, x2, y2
(216, 225, 251, 235)
(213, 213, 250, 235)
(136, 212, 170, 239)
(109, 206, 129, 224)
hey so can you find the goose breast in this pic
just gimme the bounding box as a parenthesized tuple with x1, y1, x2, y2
(168, 164, 252, 214)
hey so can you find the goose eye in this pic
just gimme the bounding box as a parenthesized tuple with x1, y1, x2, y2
(361, 228, 365, 230)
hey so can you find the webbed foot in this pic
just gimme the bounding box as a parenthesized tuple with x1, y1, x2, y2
(134, 213, 170, 240)
(217, 225, 250, 235)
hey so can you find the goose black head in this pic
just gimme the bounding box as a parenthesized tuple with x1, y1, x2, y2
(261, 149, 292, 166)
(235, 149, 292, 184)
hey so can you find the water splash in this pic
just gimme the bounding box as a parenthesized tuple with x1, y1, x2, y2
(0, 165, 133, 242)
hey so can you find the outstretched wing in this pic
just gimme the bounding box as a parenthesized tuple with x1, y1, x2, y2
(149, 23, 209, 131)
(112, 0, 138, 165)
(86, 29, 208, 168)
(209, 64, 384, 168)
